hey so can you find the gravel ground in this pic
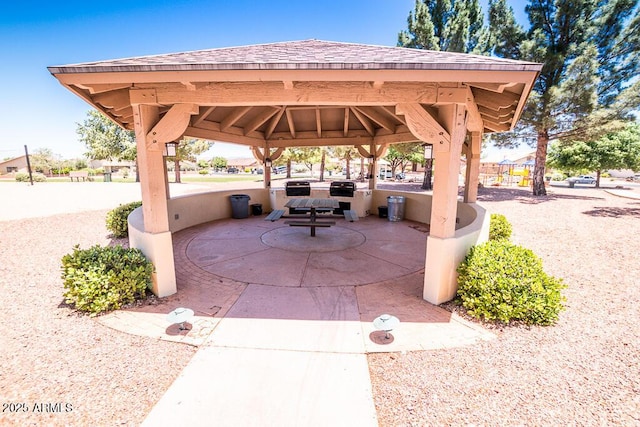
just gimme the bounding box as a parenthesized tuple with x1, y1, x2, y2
(1, 181, 639, 426)
(369, 184, 640, 426)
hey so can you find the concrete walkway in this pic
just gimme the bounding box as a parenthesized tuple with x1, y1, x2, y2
(99, 216, 494, 426)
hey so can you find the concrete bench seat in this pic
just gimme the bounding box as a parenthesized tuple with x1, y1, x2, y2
(343, 210, 359, 222)
(265, 209, 285, 222)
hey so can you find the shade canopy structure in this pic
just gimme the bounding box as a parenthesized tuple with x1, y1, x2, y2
(49, 40, 542, 304)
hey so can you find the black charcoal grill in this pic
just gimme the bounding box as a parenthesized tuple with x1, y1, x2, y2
(285, 180, 311, 196)
(329, 181, 355, 214)
(329, 181, 356, 197)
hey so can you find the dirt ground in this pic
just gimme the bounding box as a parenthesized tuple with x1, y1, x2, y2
(1, 180, 639, 426)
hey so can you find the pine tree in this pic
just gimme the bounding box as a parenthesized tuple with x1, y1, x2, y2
(518, 0, 639, 195)
(398, 0, 486, 53)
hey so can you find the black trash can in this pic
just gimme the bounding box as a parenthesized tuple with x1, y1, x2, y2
(251, 203, 263, 216)
(378, 205, 388, 218)
(103, 172, 112, 182)
(229, 194, 250, 219)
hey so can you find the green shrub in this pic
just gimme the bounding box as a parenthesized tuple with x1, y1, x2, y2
(15, 172, 47, 182)
(199, 169, 209, 175)
(489, 213, 512, 241)
(457, 240, 566, 325)
(106, 201, 142, 237)
(61, 245, 153, 315)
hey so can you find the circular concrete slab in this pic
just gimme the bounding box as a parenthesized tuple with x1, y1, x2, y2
(261, 226, 366, 252)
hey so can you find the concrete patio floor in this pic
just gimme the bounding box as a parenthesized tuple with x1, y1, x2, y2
(99, 215, 494, 426)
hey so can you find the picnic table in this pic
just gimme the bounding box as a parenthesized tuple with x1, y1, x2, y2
(284, 198, 340, 236)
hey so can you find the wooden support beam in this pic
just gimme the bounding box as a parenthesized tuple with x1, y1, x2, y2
(133, 104, 170, 233)
(396, 103, 450, 151)
(464, 87, 484, 133)
(264, 107, 285, 139)
(285, 108, 296, 138)
(472, 87, 520, 111)
(430, 104, 467, 239)
(350, 107, 375, 136)
(93, 89, 130, 111)
(79, 83, 132, 94)
(152, 81, 439, 106)
(343, 108, 350, 137)
(353, 106, 396, 132)
(468, 82, 517, 93)
(436, 87, 469, 104)
(244, 107, 280, 135)
(146, 103, 199, 149)
(464, 131, 482, 203)
(483, 119, 511, 132)
(315, 108, 322, 138)
(220, 106, 251, 131)
(193, 106, 216, 126)
(478, 105, 515, 119)
(356, 145, 372, 158)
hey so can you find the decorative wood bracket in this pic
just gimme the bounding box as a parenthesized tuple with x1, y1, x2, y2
(251, 146, 284, 162)
(146, 104, 199, 150)
(396, 103, 451, 152)
(355, 144, 388, 160)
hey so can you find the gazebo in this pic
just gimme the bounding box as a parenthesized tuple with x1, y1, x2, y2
(48, 40, 541, 304)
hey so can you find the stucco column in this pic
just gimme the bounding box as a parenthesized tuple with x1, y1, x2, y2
(130, 103, 176, 297)
(424, 104, 467, 304)
(464, 131, 482, 203)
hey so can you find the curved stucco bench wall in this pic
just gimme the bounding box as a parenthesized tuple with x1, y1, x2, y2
(129, 188, 488, 303)
(371, 190, 489, 304)
(166, 188, 270, 232)
(128, 188, 270, 297)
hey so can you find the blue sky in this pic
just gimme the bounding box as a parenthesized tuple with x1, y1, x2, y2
(0, 0, 528, 160)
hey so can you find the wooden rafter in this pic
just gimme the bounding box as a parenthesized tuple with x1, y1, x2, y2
(264, 107, 285, 139)
(93, 89, 130, 111)
(285, 108, 296, 138)
(483, 118, 511, 132)
(315, 108, 322, 138)
(244, 107, 280, 135)
(350, 107, 375, 136)
(220, 106, 251, 131)
(193, 106, 216, 126)
(472, 87, 520, 111)
(343, 108, 349, 137)
(79, 83, 131, 94)
(353, 107, 396, 132)
(478, 105, 515, 119)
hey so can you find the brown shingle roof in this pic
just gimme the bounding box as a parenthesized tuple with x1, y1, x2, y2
(49, 39, 542, 74)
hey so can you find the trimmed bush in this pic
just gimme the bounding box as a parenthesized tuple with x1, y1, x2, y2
(106, 201, 142, 237)
(61, 245, 153, 316)
(489, 213, 512, 241)
(457, 240, 566, 325)
(15, 172, 46, 182)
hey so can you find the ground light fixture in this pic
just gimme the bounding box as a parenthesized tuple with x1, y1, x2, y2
(373, 314, 400, 341)
(166, 307, 194, 331)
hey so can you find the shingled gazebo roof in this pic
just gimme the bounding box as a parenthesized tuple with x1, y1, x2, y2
(49, 39, 542, 143)
(49, 39, 541, 73)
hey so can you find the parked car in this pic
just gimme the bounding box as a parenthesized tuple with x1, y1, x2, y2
(227, 167, 239, 174)
(567, 175, 596, 184)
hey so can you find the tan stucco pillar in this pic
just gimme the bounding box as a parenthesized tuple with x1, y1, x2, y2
(424, 104, 467, 304)
(130, 102, 176, 297)
(464, 131, 482, 203)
